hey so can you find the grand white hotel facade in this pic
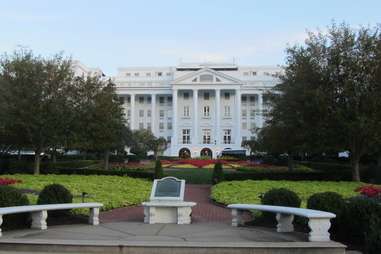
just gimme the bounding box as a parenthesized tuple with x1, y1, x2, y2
(75, 61, 281, 158)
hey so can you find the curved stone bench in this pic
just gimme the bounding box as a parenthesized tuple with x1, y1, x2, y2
(0, 202, 103, 237)
(227, 204, 336, 242)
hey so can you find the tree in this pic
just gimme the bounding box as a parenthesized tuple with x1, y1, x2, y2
(73, 76, 125, 170)
(0, 49, 76, 174)
(267, 23, 381, 181)
(149, 137, 168, 159)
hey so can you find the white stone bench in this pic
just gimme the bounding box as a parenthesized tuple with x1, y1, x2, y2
(228, 204, 336, 242)
(0, 202, 103, 237)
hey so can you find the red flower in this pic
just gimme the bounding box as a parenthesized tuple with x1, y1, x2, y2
(356, 185, 381, 198)
(0, 178, 22, 185)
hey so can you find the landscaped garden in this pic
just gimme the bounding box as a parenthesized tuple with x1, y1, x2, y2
(1, 174, 152, 214)
(211, 180, 363, 207)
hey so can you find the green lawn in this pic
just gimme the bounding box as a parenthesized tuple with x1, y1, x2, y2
(3, 174, 152, 214)
(165, 168, 213, 184)
(211, 180, 364, 207)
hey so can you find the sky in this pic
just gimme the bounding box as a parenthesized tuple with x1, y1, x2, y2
(0, 0, 380, 75)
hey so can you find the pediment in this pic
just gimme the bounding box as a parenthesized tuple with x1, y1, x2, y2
(172, 68, 242, 85)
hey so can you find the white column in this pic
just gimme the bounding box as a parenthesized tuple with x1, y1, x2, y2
(235, 89, 242, 146)
(215, 89, 221, 145)
(151, 94, 156, 136)
(193, 89, 198, 145)
(258, 93, 263, 127)
(130, 94, 136, 130)
(172, 89, 178, 148)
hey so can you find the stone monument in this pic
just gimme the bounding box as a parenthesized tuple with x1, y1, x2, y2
(142, 177, 196, 224)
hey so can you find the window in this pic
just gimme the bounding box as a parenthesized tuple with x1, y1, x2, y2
(224, 92, 230, 100)
(139, 96, 144, 103)
(139, 110, 144, 117)
(183, 92, 189, 100)
(157, 72, 162, 77)
(167, 96, 172, 104)
(159, 110, 164, 118)
(182, 129, 191, 144)
(199, 74, 213, 82)
(183, 106, 190, 117)
(242, 109, 247, 117)
(159, 122, 164, 131)
(204, 92, 210, 100)
(167, 122, 172, 130)
(243, 72, 249, 76)
(250, 96, 255, 104)
(242, 136, 247, 142)
(139, 122, 144, 129)
(126, 73, 131, 77)
(159, 96, 165, 104)
(146, 72, 151, 77)
(166, 72, 172, 76)
(119, 97, 125, 104)
(134, 73, 139, 77)
(127, 97, 131, 103)
(127, 109, 131, 117)
(167, 136, 171, 143)
(203, 106, 210, 117)
(223, 129, 232, 144)
(242, 96, 247, 102)
(147, 122, 151, 130)
(252, 71, 257, 76)
(202, 129, 211, 144)
(250, 110, 255, 118)
(147, 96, 151, 104)
(242, 122, 247, 129)
(224, 106, 231, 117)
(147, 110, 151, 117)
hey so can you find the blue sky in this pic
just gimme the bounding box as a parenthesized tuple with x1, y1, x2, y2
(0, 0, 380, 75)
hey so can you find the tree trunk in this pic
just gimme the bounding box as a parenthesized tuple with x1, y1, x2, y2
(287, 153, 294, 172)
(377, 154, 381, 168)
(351, 153, 361, 182)
(104, 150, 110, 170)
(34, 148, 41, 175)
(17, 149, 22, 161)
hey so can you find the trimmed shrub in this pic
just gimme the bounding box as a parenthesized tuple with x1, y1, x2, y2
(261, 188, 301, 207)
(212, 162, 224, 185)
(366, 212, 381, 254)
(307, 192, 345, 233)
(37, 184, 73, 217)
(344, 196, 381, 245)
(154, 160, 163, 179)
(0, 185, 30, 229)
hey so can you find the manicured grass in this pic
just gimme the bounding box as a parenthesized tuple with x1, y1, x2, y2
(3, 174, 152, 214)
(165, 168, 213, 184)
(211, 180, 364, 207)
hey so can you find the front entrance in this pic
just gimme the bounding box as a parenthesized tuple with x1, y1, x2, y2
(179, 148, 191, 159)
(200, 148, 213, 158)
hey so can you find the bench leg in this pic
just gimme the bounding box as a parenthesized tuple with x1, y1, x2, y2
(31, 210, 48, 230)
(308, 218, 331, 241)
(177, 207, 192, 224)
(0, 215, 3, 237)
(276, 213, 294, 232)
(89, 207, 100, 225)
(231, 209, 244, 227)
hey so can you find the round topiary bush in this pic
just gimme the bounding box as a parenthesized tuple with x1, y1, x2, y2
(0, 185, 30, 229)
(261, 188, 301, 207)
(307, 192, 345, 233)
(212, 162, 224, 185)
(38, 184, 73, 205)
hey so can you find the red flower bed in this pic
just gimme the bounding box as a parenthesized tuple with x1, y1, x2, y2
(356, 185, 381, 198)
(0, 178, 22, 185)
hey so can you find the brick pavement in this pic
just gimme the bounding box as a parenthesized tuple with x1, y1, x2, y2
(100, 184, 251, 224)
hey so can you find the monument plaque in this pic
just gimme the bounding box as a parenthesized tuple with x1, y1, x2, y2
(142, 176, 196, 224)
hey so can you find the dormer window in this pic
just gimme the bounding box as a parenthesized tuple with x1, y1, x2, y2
(192, 78, 198, 82)
(216, 77, 221, 82)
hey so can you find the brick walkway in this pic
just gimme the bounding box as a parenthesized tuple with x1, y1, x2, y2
(100, 184, 250, 224)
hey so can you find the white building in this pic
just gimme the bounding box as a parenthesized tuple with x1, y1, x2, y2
(113, 62, 281, 158)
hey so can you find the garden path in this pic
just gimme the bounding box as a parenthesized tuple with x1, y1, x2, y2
(100, 184, 251, 223)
